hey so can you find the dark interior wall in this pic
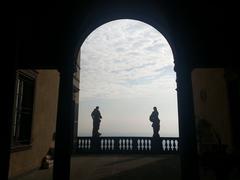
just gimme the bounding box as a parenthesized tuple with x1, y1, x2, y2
(226, 69, 240, 151)
(15, 0, 228, 69)
(1, 1, 232, 179)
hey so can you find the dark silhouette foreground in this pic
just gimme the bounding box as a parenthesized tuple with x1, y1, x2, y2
(91, 106, 102, 137)
(149, 107, 160, 138)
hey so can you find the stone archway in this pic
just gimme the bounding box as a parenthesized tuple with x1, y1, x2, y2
(53, 10, 198, 180)
(5, 2, 228, 180)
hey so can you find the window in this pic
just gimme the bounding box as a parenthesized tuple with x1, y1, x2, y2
(11, 71, 36, 148)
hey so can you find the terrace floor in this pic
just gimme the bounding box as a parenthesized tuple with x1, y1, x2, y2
(12, 154, 181, 180)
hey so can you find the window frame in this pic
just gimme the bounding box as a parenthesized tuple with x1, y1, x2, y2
(11, 70, 37, 151)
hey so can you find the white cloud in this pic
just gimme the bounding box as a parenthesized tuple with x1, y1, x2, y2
(80, 19, 175, 101)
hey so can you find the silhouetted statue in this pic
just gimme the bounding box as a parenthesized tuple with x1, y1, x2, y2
(149, 107, 160, 138)
(91, 106, 102, 137)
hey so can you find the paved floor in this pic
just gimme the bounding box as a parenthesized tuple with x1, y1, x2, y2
(11, 155, 181, 180)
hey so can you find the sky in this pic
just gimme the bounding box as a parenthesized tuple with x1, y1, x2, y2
(78, 19, 179, 137)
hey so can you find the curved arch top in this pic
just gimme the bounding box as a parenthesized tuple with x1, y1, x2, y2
(80, 19, 174, 64)
(73, 14, 178, 62)
(82, 19, 173, 50)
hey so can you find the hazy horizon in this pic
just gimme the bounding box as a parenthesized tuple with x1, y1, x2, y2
(78, 19, 179, 137)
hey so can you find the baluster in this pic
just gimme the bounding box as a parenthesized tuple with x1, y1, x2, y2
(105, 139, 108, 150)
(105, 139, 107, 150)
(108, 139, 111, 150)
(130, 139, 133, 150)
(81, 140, 84, 149)
(102, 139, 104, 150)
(79, 139, 82, 149)
(175, 140, 178, 151)
(101, 139, 103, 150)
(103, 139, 105, 150)
(119, 139, 122, 150)
(88, 139, 90, 149)
(126, 139, 129, 150)
(128, 139, 130, 150)
(78, 139, 81, 149)
(82, 140, 85, 149)
(112, 139, 114, 150)
(145, 139, 148, 150)
(124, 139, 126, 150)
(143, 139, 146, 150)
(143, 139, 145, 150)
(162, 140, 166, 151)
(81, 139, 83, 149)
(77, 139, 81, 149)
(148, 139, 151, 151)
(137, 139, 140, 151)
(167, 140, 170, 151)
(141, 139, 144, 150)
(171, 140, 174, 150)
(106, 139, 108, 150)
(85, 139, 87, 149)
(122, 139, 125, 150)
(79, 139, 81, 150)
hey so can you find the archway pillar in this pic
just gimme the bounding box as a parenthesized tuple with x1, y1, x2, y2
(175, 65, 199, 180)
(1, 64, 16, 179)
(53, 60, 74, 180)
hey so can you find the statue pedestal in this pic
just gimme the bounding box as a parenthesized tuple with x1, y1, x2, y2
(91, 137, 101, 152)
(151, 137, 162, 153)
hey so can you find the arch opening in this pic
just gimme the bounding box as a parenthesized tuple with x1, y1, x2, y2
(77, 19, 179, 138)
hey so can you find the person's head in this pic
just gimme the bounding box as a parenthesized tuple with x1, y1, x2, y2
(96, 106, 99, 110)
(153, 107, 157, 111)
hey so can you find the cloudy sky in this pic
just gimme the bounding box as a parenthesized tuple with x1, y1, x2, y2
(78, 19, 179, 137)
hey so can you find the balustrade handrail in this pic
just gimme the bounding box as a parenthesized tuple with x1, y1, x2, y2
(75, 136, 179, 154)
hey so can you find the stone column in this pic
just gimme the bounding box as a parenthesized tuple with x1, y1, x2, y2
(1, 65, 16, 180)
(53, 63, 74, 180)
(175, 64, 199, 180)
